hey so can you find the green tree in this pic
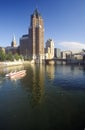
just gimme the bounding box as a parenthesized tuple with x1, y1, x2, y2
(0, 50, 6, 61)
(14, 53, 20, 60)
(19, 55, 23, 60)
(6, 52, 13, 61)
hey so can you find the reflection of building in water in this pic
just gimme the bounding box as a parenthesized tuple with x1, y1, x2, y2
(0, 79, 4, 88)
(45, 64, 55, 79)
(20, 64, 45, 106)
(30, 64, 45, 106)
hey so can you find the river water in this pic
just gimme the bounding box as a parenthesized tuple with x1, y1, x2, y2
(0, 63, 85, 130)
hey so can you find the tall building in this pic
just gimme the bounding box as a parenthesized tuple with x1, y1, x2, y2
(54, 48, 61, 58)
(20, 34, 29, 59)
(45, 39, 54, 59)
(20, 9, 44, 62)
(11, 35, 17, 47)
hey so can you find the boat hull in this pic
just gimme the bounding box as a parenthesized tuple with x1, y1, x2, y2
(5, 70, 26, 79)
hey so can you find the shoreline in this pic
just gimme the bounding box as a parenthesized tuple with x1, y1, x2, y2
(0, 61, 30, 68)
(0, 60, 85, 69)
(0, 59, 44, 68)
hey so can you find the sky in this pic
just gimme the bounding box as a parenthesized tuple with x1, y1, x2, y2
(0, 0, 85, 50)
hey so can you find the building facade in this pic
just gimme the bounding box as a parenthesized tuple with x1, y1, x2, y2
(20, 35, 30, 59)
(11, 35, 17, 47)
(45, 39, 54, 59)
(20, 9, 44, 62)
(5, 36, 19, 55)
(54, 48, 61, 58)
(61, 50, 72, 59)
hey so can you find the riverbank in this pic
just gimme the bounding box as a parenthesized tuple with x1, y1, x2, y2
(0, 61, 23, 67)
(0, 60, 36, 68)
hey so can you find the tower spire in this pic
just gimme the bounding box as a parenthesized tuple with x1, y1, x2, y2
(13, 34, 15, 41)
(11, 34, 17, 47)
(33, 8, 41, 18)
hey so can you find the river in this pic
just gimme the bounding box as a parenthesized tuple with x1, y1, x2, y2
(0, 63, 85, 130)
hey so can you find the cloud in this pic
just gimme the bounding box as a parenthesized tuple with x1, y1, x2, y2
(58, 41, 85, 51)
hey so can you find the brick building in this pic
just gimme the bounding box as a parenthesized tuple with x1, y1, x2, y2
(20, 9, 44, 62)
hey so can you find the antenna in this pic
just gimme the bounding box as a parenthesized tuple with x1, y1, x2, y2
(35, 0, 38, 10)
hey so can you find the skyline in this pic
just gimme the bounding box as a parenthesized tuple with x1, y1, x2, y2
(0, 0, 85, 50)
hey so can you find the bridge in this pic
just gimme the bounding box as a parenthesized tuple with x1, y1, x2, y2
(45, 58, 67, 64)
(45, 52, 85, 65)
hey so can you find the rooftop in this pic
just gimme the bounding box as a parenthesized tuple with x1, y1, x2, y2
(32, 8, 42, 18)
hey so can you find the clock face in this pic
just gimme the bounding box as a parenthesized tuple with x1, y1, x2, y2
(39, 25, 42, 28)
(36, 24, 42, 28)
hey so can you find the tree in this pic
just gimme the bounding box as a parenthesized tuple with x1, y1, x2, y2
(0, 50, 6, 61)
(14, 53, 21, 60)
(6, 52, 13, 61)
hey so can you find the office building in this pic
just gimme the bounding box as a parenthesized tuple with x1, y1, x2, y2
(45, 39, 54, 59)
(20, 9, 44, 62)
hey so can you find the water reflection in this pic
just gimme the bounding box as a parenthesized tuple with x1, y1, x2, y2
(0, 77, 4, 88)
(0, 65, 24, 75)
(45, 64, 55, 79)
(0, 64, 85, 129)
(21, 64, 45, 106)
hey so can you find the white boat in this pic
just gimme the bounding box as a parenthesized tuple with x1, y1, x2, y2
(5, 70, 26, 79)
(5, 71, 16, 77)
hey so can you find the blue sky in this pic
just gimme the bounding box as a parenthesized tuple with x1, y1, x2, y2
(0, 0, 85, 50)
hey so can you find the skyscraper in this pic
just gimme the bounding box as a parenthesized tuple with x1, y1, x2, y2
(20, 9, 44, 62)
(29, 9, 44, 60)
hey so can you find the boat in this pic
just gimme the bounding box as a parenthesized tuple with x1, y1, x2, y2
(5, 71, 16, 77)
(10, 73, 26, 80)
(5, 70, 26, 79)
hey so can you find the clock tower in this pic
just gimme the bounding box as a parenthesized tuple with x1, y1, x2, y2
(29, 9, 44, 61)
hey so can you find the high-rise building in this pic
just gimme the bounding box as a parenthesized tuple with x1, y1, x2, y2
(45, 39, 54, 59)
(20, 9, 44, 62)
(54, 48, 61, 58)
(20, 34, 29, 59)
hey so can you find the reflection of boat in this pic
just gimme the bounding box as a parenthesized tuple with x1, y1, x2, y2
(5, 70, 26, 79)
